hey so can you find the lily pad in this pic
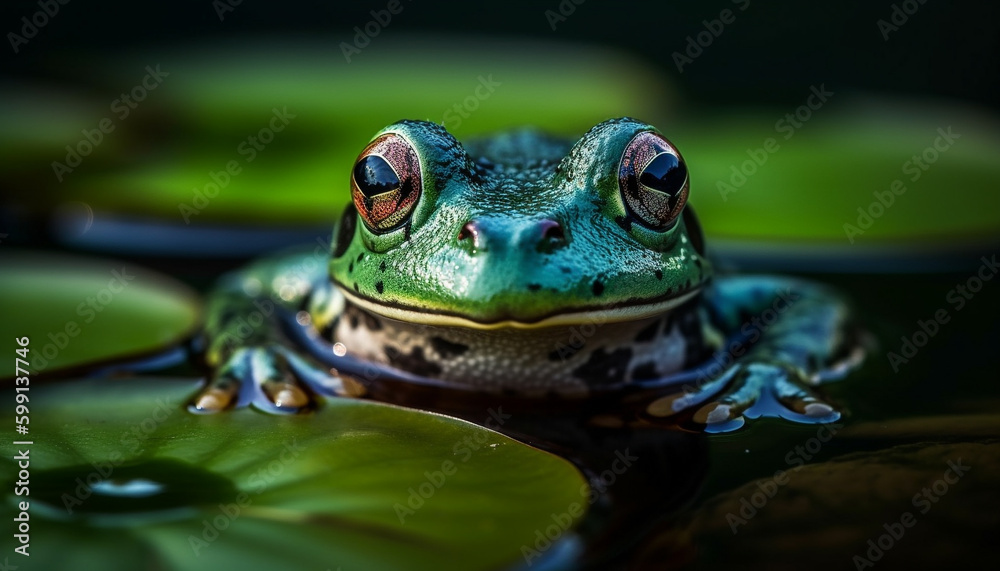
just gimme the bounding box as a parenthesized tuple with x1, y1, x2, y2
(0, 251, 201, 378)
(57, 37, 673, 225)
(682, 97, 1000, 246)
(2, 377, 588, 571)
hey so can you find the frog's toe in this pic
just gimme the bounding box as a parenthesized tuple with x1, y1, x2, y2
(190, 347, 324, 414)
(189, 352, 246, 413)
(190, 372, 240, 413)
(694, 363, 840, 431)
(645, 368, 737, 419)
(769, 369, 840, 420)
(247, 348, 316, 414)
(690, 365, 769, 431)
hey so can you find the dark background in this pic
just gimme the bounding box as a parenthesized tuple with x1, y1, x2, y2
(2, 0, 997, 111)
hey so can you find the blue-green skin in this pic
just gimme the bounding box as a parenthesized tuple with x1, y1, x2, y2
(196, 118, 862, 430)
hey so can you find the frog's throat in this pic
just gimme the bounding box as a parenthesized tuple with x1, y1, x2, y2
(336, 287, 703, 330)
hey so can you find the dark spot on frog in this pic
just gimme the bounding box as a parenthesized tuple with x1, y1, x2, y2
(560, 266, 572, 274)
(318, 316, 339, 339)
(379, 261, 387, 272)
(357, 253, 365, 263)
(528, 283, 541, 292)
(632, 362, 659, 380)
(359, 309, 382, 331)
(677, 300, 708, 367)
(655, 269, 663, 280)
(348, 262, 353, 273)
(682, 205, 706, 256)
(430, 337, 469, 359)
(614, 215, 632, 232)
(592, 280, 604, 296)
(353, 282, 359, 293)
(375, 281, 384, 294)
(332, 203, 356, 259)
(385, 346, 442, 377)
(572, 347, 632, 386)
(634, 319, 661, 343)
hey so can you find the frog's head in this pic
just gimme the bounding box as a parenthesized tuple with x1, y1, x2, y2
(330, 118, 711, 329)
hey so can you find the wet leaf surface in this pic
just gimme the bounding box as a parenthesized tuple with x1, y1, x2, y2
(2, 377, 588, 571)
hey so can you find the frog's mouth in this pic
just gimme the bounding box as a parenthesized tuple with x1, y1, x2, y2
(336, 285, 703, 330)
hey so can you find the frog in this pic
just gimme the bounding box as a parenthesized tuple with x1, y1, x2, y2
(191, 117, 863, 431)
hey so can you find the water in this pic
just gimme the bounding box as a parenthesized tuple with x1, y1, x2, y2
(12, 245, 1000, 570)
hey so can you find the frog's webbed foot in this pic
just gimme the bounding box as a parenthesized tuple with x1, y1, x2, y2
(191, 346, 345, 414)
(647, 362, 840, 432)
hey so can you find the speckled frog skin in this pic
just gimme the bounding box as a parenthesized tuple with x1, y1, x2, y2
(195, 118, 863, 430)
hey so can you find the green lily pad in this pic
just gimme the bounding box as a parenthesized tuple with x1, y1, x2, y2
(59, 38, 673, 224)
(682, 97, 1000, 245)
(0, 251, 201, 378)
(2, 377, 588, 571)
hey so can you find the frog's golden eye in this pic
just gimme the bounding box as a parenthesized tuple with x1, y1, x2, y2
(351, 133, 422, 234)
(618, 131, 689, 231)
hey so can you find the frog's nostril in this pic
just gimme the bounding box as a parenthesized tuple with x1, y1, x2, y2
(458, 221, 478, 242)
(538, 219, 567, 252)
(458, 221, 483, 253)
(541, 220, 564, 242)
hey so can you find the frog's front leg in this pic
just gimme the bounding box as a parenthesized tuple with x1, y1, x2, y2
(654, 276, 864, 431)
(192, 251, 344, 414)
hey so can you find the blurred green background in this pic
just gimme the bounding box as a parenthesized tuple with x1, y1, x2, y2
(2, 0, 999, 268)
(3, 2, 1000, 570)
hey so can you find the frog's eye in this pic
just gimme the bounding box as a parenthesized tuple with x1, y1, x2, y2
(351, 133, 422, 234)
(618, 131, 689, 231)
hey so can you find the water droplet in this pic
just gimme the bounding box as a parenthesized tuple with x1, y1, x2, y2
(92, 478, 164, 498)
(296, 311, 311, 326)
